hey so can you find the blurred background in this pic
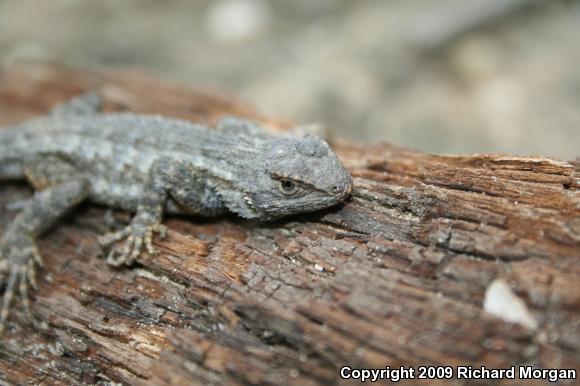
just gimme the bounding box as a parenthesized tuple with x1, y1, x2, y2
(0, 0, 579, 159)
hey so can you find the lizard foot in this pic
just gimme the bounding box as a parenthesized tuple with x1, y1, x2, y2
(99, 220, 167, 267)
(0, 236, 43, 334)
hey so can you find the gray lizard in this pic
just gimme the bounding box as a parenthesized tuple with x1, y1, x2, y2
(0, 92, 352, 332)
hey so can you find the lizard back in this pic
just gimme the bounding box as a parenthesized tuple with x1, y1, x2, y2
(0, 113, 264, 211)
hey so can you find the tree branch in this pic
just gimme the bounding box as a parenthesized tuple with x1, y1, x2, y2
(0, 63, 578, 385)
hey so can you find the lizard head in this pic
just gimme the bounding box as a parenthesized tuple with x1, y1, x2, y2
(239, 135, 352, 220)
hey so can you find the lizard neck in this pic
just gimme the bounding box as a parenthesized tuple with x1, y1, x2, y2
(189, 135, 270, 220)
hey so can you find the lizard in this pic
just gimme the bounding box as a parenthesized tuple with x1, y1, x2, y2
(0, 92, 353, 333)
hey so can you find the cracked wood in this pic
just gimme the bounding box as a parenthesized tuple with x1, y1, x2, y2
(0, 63, 579, 385)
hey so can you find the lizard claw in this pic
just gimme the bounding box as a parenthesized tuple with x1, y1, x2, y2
(144, 224, 167, 255)
(97, 228, 131, 248)
(101, 221, 167, 267)
(0, 242, 43, 334)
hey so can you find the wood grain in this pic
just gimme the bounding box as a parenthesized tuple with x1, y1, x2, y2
(0, 63, 578, 385)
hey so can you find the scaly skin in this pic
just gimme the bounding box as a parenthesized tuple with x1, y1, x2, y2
(0, 92, 352, 333)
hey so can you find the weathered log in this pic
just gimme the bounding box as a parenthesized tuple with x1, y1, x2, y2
(0, 63, 578, 385)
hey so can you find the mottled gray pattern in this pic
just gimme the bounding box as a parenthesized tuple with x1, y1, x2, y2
(0, 92, 352, 332)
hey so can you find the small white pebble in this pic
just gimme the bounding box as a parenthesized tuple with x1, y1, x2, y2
(313, 264, 324, 272)
(483, 278, 537, 330)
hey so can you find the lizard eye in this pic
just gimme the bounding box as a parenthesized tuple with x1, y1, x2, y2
(276, 179, 301, 195)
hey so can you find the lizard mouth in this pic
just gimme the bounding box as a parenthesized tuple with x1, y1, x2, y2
(335, 176, 353, 199)
(344, 183, 353, 196)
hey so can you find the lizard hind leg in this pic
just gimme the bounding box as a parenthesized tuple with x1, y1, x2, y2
(0, 179, 90, 333)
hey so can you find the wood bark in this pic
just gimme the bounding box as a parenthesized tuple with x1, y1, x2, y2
(0, 63, 579, 385)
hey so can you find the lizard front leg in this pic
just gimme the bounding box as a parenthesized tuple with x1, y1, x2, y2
(99, 158, 174, 267)
(0, 179, 90, 332)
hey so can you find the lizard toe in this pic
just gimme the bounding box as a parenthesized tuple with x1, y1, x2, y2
(98, 228, 130, 248)
(105, 233, 148, 267)
(144, 228, 156, 255)
(105, 249, 121, 267)
(144, 223, 166, 255)
(106, 235, 134, 267)
(19, 265, 33, 322)
(0, 254, 39, 334)
(126, 237, 143, 266)
(154, 224, 167, 239)
(27, 259, 38, 290)
(102, 219, 166, 266)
